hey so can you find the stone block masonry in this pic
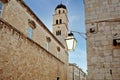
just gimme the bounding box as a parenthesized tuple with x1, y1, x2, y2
(2, 0, 68, 65)
(0, 19, 67, 80)
(86, 21, 120, 80)
(84, 0, 120, 80)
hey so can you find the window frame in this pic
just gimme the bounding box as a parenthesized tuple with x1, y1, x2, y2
(28, 27, 33, 39)
(46, 37, 51, 51)
(27, 19, 36, 39)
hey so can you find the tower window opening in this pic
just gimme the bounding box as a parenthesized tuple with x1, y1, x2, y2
(56, 30, 61, 36)
(56, 20, 58, 24)
(59, 10, 60, 14)
(60, 19, 62, 24)
(63, 10, 65, 13)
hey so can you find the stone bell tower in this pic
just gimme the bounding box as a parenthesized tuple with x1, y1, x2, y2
(52, 3, 68, 47)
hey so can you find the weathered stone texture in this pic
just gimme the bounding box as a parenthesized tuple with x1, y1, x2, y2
(85, 0, 120, 80)
(0, 20, 67, 80)
(86, 22, 120, 80)
(2, 0, 68, 64)
(84, 0, 120, 23)
(68, 64, 86, 80)
(52, 6, 68, 48)
(0, 0, 68, 79)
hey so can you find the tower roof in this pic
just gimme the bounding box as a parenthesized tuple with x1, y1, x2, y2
(55, 3, 67, 10)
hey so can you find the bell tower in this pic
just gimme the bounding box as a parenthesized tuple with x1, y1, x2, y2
(52, 3, 68, 46)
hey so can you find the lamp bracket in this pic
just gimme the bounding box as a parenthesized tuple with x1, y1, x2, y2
(70, 31, 87, 40)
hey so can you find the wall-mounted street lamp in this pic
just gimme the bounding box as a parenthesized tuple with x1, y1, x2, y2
(65, 32, 77, 51)
(65, 18, 120, 51)
(65, 31, 86, 51)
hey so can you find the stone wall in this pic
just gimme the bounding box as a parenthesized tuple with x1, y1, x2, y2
(84, 0, 120, 80)
(0, 19, 67, 80)
(86, 22, 120, 80)
(84, 0, 120, 23)
(68, 64, 86, 80)
(2, 0, 68, 64)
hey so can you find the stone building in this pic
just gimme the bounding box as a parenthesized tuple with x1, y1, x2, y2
(68, 63, 86, 80)
(53, 3, 68, 48)
(84, 0, 120, 80)
(0, 0, 68, 80)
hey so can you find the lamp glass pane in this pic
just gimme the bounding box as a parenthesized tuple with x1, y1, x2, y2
(73, 39, 77, 50)
(66, 38, 74, 50)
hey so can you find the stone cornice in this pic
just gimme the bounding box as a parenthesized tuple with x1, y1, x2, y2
(85, 17, 120, 24)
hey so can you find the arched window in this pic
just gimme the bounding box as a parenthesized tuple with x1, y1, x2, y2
(58, 10, 60, 14)
(63, 10, 65, 13)
(59, 19, 62, 24)
(0, 1, 3, 16)
(56, 20, 58, 24)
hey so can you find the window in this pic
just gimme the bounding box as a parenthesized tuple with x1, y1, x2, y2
(63, 10, 65, 13)
(46, 37, 51, 51)
(56, 30, 61, 36)
(28, 27, 33, 39)
(57, 47, 60, 58)
(0, 2, 3, 16)
(27, 19, 36, 39)
(46, 41, 49, 51)
(58, 10, 60, 14)
(59, 19, 62, 24)
(57, 77, 60, 80)
(56, 20, 58, 24)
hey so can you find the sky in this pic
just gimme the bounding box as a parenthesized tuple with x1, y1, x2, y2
(24, 0, 87, 73)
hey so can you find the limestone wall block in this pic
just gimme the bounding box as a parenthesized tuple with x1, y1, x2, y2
(113, 49, 120, 57)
